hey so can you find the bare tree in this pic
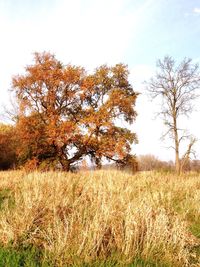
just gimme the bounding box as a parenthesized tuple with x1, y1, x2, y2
(146, 56, 200, 174)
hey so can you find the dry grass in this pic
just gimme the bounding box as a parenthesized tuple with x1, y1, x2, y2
(0, 170, 199, 266)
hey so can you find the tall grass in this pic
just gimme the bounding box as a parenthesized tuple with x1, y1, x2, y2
(0, 170, 199, 266)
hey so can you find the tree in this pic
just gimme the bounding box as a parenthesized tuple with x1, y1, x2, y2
(12, 52, 138, 171)
(0, 123, 17, 170)
(146, 56, 200, 174)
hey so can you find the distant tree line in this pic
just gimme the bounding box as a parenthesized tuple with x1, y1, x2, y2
(137, 154, 200, 172)
(137, 155, 174, 172)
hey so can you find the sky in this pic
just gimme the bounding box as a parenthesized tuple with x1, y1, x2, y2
(1, 0, 200, 161)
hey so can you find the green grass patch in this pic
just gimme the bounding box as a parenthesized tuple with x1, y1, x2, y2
(70, 256, 171, 267)
(0, 248, 172, 267)
(0, 188, 15, 210)
(0, 245, 52, 267)
(188, 214, 200, 239)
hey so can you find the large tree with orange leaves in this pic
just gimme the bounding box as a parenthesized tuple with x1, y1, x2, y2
(13, 52, 138, 171)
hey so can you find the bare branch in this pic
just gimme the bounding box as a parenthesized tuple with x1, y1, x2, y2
(180, 137, 197, 172)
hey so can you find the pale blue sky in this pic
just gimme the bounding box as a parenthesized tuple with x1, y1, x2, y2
(1, 0, 200, 160)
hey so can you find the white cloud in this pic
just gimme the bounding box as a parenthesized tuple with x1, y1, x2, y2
(130, 64, 154, 90)
(193, 7, 200, 14)
(129, 64, 169, 159)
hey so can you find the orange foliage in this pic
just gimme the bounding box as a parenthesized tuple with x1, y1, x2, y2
(13, 52, 138, 171)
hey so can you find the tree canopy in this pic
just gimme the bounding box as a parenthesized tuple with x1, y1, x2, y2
(12, 52, 138, 171)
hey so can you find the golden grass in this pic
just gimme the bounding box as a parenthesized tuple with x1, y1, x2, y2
(0, 170, 199, 266)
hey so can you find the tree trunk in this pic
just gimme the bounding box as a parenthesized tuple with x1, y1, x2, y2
(173, 117, 180, 174)
(60, 159, 70, 172)
(175, 146, 180, 174)
(180, 137, 196, 173)
(95, 158, 102, 170)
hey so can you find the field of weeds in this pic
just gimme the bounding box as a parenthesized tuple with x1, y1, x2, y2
(0, 170, 199, 266)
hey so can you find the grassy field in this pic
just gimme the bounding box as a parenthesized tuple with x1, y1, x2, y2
(0, 170, 199, 266)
